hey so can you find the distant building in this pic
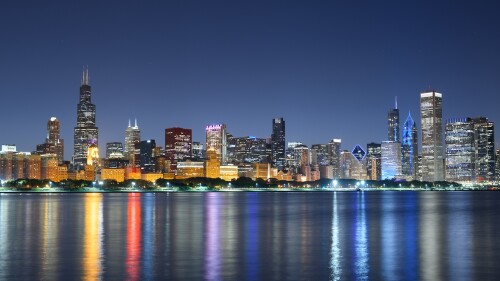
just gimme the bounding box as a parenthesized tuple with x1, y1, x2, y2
(191, 142, 204, 160)
(176, 161, 205, 179)
(445, 118, 474, 183)
(471, 117, 495, 182)
(311, 144, 329, 166)
(106, 142, 124, 158)
(388, 97, 400, 142)
(205, 149, 220, 178)
(227, 136, 268, 164)
(328, 139, 342, 178)
(366, 142, 381, 180)
(220, 165, 238, 181)
(340, 149, 367, 180)
(206, 124, 227, 165)
(140, 139, 156, 173)
(165, 127, 192, 171)
(401, 112, 418, 180)
(73, 67, 98, 170)
(381, 141, 402, 180)
(420, 91, 444, 181)
(271, 117, 286, 171)
(37, 117, 64, 163)
(124, 119, 140, 162)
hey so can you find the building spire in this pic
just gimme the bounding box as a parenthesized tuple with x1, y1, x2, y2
(128, 119, 131, 127)
(81, 66, 85, 85)
(85, 65, 89, 85)
(395, 96, 398, 110)
(134, 118, 138, 128)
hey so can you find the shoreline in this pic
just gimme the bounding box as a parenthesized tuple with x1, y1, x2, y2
(0, 187, 495, 194)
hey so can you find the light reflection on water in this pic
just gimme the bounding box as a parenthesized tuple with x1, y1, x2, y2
(0, 191, 499, 281)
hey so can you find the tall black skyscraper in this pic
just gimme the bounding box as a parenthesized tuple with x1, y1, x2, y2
(388, 97, 400, 142)
(140, 139, 156, 173)
(73, 67, 98, 169)
(271, 117, 286, 171)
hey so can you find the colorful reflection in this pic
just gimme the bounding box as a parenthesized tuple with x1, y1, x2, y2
(381, 193, 397, 280)
(354, 192, 369, 280)
(204, 194, 221, 280)
(41, 196, 58, 280)
(142, 194, 154, 280)
(419, 194, 442, 280)
(127, 193, 142, 281)
(330, 192, 342, 281)
(83, 193, 103, 281)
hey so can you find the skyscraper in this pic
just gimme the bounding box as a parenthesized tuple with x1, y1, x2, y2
(37, 117, 64, 163)
(471, 117, 495, 182)
(420, 91, 444, 181)
(106, 142, 124, 158)
(366, 142, 381, 180)
(381, 141, 402, 180)
(388, 97, 400, 142)
(205, 124, 227, 165)
(401, 112, 418, 179)
(271, 118, 286, 171)
(125, 119, 141, 162)
(445, 118, 474, 183)
(328, 139, 342, 178)
(139, 139, 156, 173)
(165, 127, 192, 171)
(73, 67, 98, 170)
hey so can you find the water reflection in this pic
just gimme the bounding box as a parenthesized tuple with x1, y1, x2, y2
(0, 192, 499, 280)
(330, 192, 341, 281)
(205, 193, 221, 280)
(126, 193, 141, 281)
(419, 194, 442, 281)
(354, 192, 369, 280)
(83, 193, 103, 281)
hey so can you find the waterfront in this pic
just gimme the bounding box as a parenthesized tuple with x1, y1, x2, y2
(0, 192, 499, 280)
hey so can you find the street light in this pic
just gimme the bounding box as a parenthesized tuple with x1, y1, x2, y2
(333, 180, 338, 188)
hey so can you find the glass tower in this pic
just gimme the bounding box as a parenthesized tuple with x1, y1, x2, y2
(271, 118, 286, 171)
(73, 67, 98, 170)
(420, 91, 444, 181)
(401, 112, 418, 179)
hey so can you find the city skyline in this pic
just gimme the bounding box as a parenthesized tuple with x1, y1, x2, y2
(1, 1, 500, 158)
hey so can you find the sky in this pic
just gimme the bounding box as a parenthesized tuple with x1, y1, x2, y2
(1, 0, 500, 159)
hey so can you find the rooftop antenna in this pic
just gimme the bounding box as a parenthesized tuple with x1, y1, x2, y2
(134, 118, 138, 128)
(395, 96, 398, 110)
(128, 119, 131, 127)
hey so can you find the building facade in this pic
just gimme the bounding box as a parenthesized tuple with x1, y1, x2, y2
(206, 124, 227, 165)
(165, 127, 192, 171)
(271, 118, 286, 171)
(420, 91, 444, 181)
(381, 141, 402, 180)
(401, 112, 418, 180)
(124, 119, 140, 162)
(73, 67, 98, 170)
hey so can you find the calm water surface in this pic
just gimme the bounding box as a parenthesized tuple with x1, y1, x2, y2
(0, 192, 499, 281)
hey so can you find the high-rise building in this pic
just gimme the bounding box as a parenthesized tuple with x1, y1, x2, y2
(401, 112, 418, 179)
(328, 139, 342, 178)
(139, 139, 156, 173)
(124, 119, 141, 162)
(165, 127, 192, 171)
(73, 67, 98, 170)
(445, 118, 474, 183)
(205, 124, 227, 165)
(271, 118, 286, 171)
(381, 141, 402, 180)
(495, 149, 500, 182)
(106, 142, 124, 158)
(228, 136, 268, 164)
(366, 142, 381, 180)
(351, 144, 366, 162)
(388, 97, 400, 142)
(420, 91, 444, 181)
(37, 117, 64, 163)
(339, 149, 366, 180)
(205, 148, 220, 178)
(471, 117, 495, 182)
(310, 144, 329, 166)
(191, 142, 204, 160)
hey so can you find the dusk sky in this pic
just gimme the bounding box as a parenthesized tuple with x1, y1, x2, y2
(1, 1, 500, 158)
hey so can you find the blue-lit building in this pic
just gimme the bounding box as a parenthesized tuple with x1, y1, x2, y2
(445, 118, 474, 183)
(381, 141, 402, 180)
(401, 112, 418, 179)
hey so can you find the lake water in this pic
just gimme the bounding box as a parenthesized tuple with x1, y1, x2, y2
(0, 191, 499, 281)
